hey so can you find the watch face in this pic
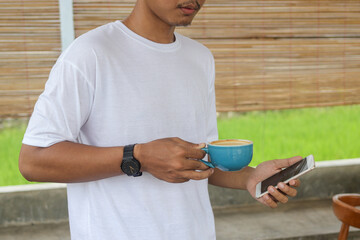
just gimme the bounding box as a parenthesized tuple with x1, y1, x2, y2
(122, 160, 140, 176)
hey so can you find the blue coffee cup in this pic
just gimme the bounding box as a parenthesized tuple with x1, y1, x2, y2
(200, 139, 253, 171)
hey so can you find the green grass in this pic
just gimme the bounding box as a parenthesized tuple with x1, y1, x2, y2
(217, 105, 360, 167)
(0, 124, 30, 186)
(0, 105, 359, 186)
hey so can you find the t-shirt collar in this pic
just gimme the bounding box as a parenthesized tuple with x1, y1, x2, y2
(114, 20, 181, 52)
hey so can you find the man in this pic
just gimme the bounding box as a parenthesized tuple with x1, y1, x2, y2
(19, 0, 302, 239)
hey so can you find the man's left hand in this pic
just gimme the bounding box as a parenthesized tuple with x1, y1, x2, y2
(246, 156, 302, 208)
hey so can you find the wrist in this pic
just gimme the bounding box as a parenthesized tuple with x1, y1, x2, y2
(244, 166, 255, 190)
(133, 143, 146, 171)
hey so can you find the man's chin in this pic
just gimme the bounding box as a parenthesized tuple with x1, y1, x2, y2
(175, 23, 192, 27)
(173, 20, 193, 27)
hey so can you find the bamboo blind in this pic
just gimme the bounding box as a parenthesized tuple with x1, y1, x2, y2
(73, 0, 360, 112)
(1, 0, 360, 117)
(0, 0, 61, 117)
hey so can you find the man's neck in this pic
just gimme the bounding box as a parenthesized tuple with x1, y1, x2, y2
(122, 2, 176, 44)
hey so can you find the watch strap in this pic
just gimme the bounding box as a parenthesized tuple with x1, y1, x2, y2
(122, 144, 142, 177)
(123, 144, 135, 159)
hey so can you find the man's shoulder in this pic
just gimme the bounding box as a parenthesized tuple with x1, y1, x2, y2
(77, 22, 118, 43)
(176, 33, 213, 59)
(59, 22, 119, 62)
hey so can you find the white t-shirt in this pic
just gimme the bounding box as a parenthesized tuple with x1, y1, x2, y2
(23, 21, 218, 240)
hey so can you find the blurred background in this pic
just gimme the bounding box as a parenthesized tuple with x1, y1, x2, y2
(0, 0, 359, 186)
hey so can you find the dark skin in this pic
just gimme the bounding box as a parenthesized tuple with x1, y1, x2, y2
(19, 0, 300, 208)
(19, 138, 212, 184)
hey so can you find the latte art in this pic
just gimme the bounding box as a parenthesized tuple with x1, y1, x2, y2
(210, 139, 251, 146)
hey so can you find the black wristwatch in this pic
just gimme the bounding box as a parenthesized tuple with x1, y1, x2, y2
(121, 144, 142, 177)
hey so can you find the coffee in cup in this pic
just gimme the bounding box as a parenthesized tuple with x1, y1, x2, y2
(210, 139, 252, 146)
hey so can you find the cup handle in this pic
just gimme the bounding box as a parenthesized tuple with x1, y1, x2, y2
(200, 147, 215, 168)
(201, 147, 208, 153)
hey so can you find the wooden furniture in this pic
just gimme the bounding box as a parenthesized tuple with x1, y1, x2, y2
(332, 193, 360, 240)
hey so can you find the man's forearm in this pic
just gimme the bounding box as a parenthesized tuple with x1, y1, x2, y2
(19, 141, 125, 183)
(19, 137, 214, 184)
(208, 166, 255, 190)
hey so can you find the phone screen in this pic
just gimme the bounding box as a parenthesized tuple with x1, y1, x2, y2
(260, 157, 308, 194)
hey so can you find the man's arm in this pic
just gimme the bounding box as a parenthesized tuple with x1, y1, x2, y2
(208, 156, 302, 208)
(19, 138, 213, 183)
(19, 142, 124, 183)
(208, 167, 254, 190)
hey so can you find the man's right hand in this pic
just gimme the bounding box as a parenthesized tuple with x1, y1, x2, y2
(134, 137, 213, 183)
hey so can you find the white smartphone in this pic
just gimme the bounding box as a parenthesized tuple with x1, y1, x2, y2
(255, 155, 315, 198)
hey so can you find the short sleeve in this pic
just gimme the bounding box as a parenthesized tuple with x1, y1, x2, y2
(23, 60, 94, 147)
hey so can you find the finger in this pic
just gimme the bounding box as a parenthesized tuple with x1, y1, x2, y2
(278, 182, 297, 197)
(177, 138, 206, 152)
(262, 194, 278, 208)
(172, 138, 207, 159)
(268, 186, 289, 204)
(195, 143, 206, 149)
(273, 156, 303, 169)
(184, 146, 206, 160)
(172, 137, 200, 148)
(165, 177, 190, 183)
(289, 179, 301, 187)
(181, 159, 210, 171)
(179, 168, 214, 181)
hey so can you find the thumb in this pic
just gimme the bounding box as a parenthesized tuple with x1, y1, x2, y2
(273, 156, 303, 169)
(178, 140, 206, 159)
(174, 138, 205, 149)
(195, 143, 206, 149)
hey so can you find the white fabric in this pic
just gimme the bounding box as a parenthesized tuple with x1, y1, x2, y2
(23, 21, 218, 240)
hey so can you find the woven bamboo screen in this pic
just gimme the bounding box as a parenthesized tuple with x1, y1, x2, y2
(0, 0, 61, 117)
(1, 0, 359, 117)
(74, 0, 360, 112)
